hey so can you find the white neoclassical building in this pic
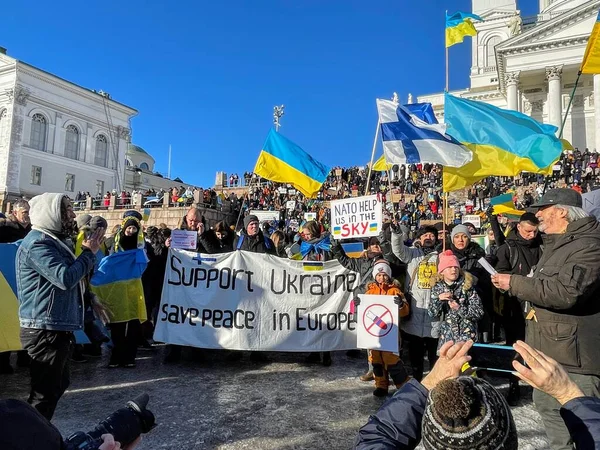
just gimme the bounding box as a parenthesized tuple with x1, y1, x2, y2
(419, 0, 600, 152)
(0, 47, 137, 207)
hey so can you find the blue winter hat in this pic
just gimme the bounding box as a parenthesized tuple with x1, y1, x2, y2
(123, 210, 143, 221)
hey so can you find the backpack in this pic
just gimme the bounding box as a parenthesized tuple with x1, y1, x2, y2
(236, 233, 273, 251)
(506, 241, 520, 273)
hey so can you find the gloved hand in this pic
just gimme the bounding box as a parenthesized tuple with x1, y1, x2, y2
(353, 297, 361, 308)
(393, 295, 406, 307)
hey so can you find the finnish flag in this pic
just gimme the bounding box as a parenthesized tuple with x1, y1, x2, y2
(376, 99, 472, 168)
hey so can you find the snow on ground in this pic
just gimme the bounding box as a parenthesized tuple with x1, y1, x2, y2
(0, 348, 550, 449)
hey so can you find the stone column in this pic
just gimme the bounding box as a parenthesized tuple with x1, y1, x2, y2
(594, 74, 600, 151)
(546, 65, 563, 129)
(505, 71, 520, 111)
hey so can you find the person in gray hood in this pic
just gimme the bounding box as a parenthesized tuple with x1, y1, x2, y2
(16, 193, 104, 420)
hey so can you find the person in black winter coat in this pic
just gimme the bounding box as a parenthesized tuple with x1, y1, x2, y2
(494, 212, 542, 406)
(233, 215, 275, 254)
(142, 227, 171, 338)
(354, 339, 600, 450)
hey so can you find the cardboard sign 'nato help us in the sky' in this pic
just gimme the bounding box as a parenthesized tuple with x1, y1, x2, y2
(331, 195, 382, 239)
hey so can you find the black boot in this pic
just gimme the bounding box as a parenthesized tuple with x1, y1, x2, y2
(321, 352, 332, 367)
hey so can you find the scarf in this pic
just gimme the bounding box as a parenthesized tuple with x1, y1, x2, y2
(300, 235, 331, 258)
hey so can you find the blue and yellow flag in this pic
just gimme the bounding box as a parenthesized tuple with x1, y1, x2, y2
(254, 129, 330, 198)
(446, 11, 482, 48)
(489, 193, 524, 217)
(442, 94, 563, 192)
(90, 249, 148, 324)
(0, 243, 21, 352)
(372, 154, 393, 171)
(582, 9, 600, 74)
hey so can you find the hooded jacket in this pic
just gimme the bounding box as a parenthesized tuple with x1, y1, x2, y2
(16, 193, 96, 331)
(509, 217, 600, 376)
(428, 271, 483, 346)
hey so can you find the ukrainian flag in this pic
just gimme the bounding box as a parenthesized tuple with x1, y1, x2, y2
(0, 243, 21, 352)
(446, 11, 482, 48)
(254, 129, 330, 198)
(582, 9, 600, 74)
(490, 193, 524, 217)
(373, 154, 393, 171)
(90, 249, 148, 324)
(443, 94, 563, 192)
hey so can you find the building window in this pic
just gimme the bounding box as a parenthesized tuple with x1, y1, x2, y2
(486, 36, 501, 67)
(64, 125, 80, 160)
(31, 166, 42, 185)
(96, 180, 104, 195)
(0, 109, 8, 146)
(30, 114, 47, 151)
(95, 135, 108, 167)
(139, 162, 149, 171)
(65, 173, 75, 192)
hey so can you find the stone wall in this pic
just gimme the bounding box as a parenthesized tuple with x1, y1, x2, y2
(73, 205, 236, 231)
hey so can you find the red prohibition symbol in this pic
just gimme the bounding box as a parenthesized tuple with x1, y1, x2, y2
(362, 303, 393, 338)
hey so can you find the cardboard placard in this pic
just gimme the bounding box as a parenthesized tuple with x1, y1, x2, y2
(331, 195, 382, 240)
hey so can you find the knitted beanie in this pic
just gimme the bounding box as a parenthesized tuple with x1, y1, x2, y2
(422, 377, 518, 450)
(451, 224, 471, 241)
(244, 214, 259, 229)
(438, 250, 459, 273)
(372, 259, 392, 279)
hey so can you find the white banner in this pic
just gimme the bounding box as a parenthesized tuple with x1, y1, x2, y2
(154, 249, 360, 351)
(249, 210, 280, 223)
(330, 194, 382, 240)
(356, 295, 398, 353)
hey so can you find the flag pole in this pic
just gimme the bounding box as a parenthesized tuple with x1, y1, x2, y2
(443, 10, 449, 250)
(559, 71, 582, 138)
(364, 120, 380, 195)
(445, 11, 449, 92)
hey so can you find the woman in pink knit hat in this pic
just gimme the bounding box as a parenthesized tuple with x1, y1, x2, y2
(428, 250, 483, 350)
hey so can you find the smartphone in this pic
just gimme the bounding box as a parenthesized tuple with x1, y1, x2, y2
(468, 343, 524, 373)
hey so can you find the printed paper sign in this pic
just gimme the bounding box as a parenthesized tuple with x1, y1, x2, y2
(286, 200, 296, 210)
(154, 249, 359, 351)
(171, 230, 198, 250)
(249, 210, 280, 223)
(356, 294, 398, 352)
(304, 212, 317, 222)
(330, 194, 382, 239)
(462, 214, 481, 229)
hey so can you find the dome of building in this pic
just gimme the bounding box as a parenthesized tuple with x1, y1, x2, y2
(127, 143, 155, 161)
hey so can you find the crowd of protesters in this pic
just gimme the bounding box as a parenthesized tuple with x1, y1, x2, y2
(3, 149, 600, 449)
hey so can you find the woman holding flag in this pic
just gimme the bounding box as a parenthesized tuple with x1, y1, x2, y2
(92, 215, 148, 369)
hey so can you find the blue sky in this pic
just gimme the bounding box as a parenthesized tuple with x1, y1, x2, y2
(2, 0, 537, 187)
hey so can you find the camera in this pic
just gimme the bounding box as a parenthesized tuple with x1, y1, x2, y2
(64, 394, 155, 450)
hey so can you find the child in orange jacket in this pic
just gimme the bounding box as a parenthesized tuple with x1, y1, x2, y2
(355, 259, 410, 397)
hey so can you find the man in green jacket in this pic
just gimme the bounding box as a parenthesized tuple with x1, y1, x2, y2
(492, 188, 600, 450)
